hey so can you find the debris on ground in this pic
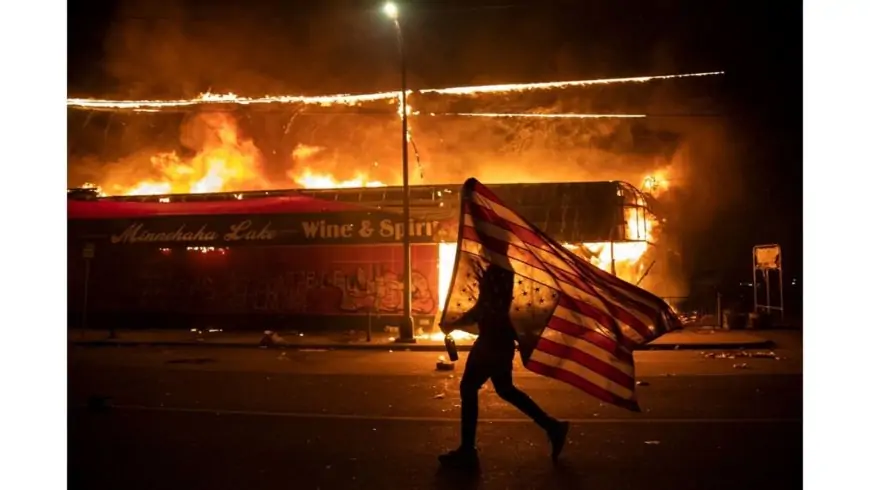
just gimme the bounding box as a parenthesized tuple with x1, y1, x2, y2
(636, 380, 650, 386)
(703, 350, 779, 360)
(259, 330, 289, 347)
(644, 440, 661, 445)
(435, 355, 456, 371)
(733, 363, 749, 369)
(433, 393, 445, 399)
(277, 351, 288, 361)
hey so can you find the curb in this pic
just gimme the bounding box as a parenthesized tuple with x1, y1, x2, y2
(70, 339, 775, 352)
(70, 340, 475, 352)
(640, 340, 774, 351)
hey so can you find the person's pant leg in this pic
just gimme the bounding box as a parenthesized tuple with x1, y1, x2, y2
(489, 347, 556, 431)
(459, 343, 492, 449)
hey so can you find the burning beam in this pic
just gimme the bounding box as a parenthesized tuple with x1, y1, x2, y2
(426, 112, 647, 119)
(419, 71, 724, 96)
(66, 91, 403, 112)
(66, 71, 723, 112)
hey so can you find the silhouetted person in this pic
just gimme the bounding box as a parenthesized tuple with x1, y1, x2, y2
(439, 264, 569, 469)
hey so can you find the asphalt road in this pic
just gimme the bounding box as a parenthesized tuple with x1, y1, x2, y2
(68, 344, 802, 490)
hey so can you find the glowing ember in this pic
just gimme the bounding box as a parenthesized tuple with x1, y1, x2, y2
(641, 172, 670, 196)
(187, 246, 227, 254)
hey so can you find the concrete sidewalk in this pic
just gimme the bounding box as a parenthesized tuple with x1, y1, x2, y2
(70, 326, 775, 351)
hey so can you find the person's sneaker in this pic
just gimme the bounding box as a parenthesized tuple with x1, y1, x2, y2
(438, 447, 480, 470)
(548, 421, 570, 462)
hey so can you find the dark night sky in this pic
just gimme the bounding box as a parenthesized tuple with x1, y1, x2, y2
(67, 0, 802, 296)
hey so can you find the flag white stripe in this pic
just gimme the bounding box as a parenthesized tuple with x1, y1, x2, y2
(539, 327, 635, 377)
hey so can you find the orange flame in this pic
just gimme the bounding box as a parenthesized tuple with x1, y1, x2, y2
(103, 113, 268, 196)
(292, 168, 385, 189)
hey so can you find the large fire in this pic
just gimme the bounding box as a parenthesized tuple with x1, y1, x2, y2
(96, 114, 388, 195)
(102, 113, 269, 196)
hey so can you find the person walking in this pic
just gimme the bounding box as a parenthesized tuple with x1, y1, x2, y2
(439, 264, 569, 469)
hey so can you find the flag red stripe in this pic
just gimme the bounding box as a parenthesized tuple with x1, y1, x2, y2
(546, 315, 635, 363)
(534, 337, 635, 390)
(526, 359, 640, 412)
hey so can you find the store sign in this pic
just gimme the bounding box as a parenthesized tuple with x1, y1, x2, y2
(110, 220, 277, 244)
(75, 212, 455, 247)
(299, 217, 441, 242)
(753, 244, 782, 270)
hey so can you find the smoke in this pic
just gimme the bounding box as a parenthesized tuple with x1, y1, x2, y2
(98, 0, 399, 98)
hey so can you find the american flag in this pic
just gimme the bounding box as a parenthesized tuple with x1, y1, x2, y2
(440, 178, 682, 411)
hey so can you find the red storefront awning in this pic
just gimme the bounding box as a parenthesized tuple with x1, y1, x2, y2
(67, 196, 370, 220)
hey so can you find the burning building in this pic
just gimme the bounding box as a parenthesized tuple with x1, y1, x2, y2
(67, 180, 678, 336)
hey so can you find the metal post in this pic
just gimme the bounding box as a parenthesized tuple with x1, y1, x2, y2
(764, 269, 771, 315)
(752, 260, 758, 314)
(716, 292, 722, 328)
(395, 18, 415, 343)
(778, 265, 785, 321)
(82, 257, 91, 334)
(610, 197, 619, 277)
(610, 240, 616, 277)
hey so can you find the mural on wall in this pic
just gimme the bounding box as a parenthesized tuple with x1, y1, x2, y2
(337, 266, 437, 315)
(76, 244, 440, 317)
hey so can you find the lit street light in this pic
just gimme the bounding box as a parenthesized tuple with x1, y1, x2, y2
(382, 2, 398, 20)
(384, 2, 415, 343)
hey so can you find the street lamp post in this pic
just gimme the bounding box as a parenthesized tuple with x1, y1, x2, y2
(384, 2, 416, 343)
